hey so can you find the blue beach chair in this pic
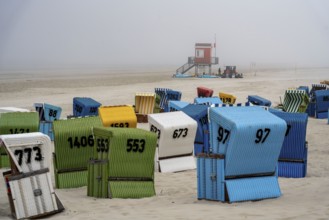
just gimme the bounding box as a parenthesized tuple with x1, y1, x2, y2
(197, 106, 286, 202)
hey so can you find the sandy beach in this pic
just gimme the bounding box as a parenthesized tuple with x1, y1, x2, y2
(0, 67, 328, 220)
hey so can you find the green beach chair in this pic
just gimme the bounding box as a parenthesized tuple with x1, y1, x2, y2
(283, 90, 309, 113)
(53, 116, 102, 188)
(0, 112, 39, 168)
(88, 127, 157, 198)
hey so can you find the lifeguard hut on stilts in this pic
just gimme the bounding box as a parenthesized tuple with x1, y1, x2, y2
(174, 43, 219, 78)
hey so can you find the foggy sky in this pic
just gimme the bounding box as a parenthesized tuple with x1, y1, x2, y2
(0, 0, 329, 70)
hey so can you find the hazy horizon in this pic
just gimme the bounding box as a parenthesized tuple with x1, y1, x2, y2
(1, 0, 329, 71)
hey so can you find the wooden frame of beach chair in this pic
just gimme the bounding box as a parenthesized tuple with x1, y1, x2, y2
(0, 112, 39, 168)
(134, 93, 157, 123)
(270, 110, 308, 178)
(34, 103, 62, 141)
(98, 105, 137, 128)
(219, 92, 237, 104)
(283, 90, 309, 113)
(52, 116, 102, 188)
(0, 132, 64, 219)
(87, 127, 157, 198)
(73, 97, 101, 117)
(197, 106, 286, 202)
(148, 111, 197, 173)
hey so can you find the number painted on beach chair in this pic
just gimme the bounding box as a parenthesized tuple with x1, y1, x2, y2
(150, 125, 161, 139)
(67, 135, 94, 148)
(9, 128, 30, 134)
(48, 109, 58, 118)
(75, 104, 83, 113)
(217, 126, 230, 144)
(220, 97, 231, 103)
(172, 128, 188, 139)
(255, 128, 271, 144)
(96, 138, 109, 152)
(199, 116, 208, 126)
(110, 122, 129, 128)
(14, 146, 43, 166)
(126, 139, 145, 153)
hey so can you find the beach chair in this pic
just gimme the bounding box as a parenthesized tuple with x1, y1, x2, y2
(134, 93, 157, 123)
(219, 92, 237, 104)
(34, 103, 62, 141)
(197, 87, 213, 97)
(98, 105, 137, 128)
(314, 90, 329, 119)
(181, 104, 209, 154)
(270, 110, 308, 178)
(148, 111, 197, 173)
(0, 133, 64, 219)
(154, 88, 182, 112)
(307, 85, 326, 117)
(194, 97, 223, 106)
(73, 97, 101, 117)
(197, 106, 286, 202)
(247, 95, 271, 107)
(168, 100, 190, 112)
(155, 88, 171, 111)
(52, 116, 102, 188)
(87, 127, 157, 198)
(0, 112, 39, 168)
(310, 84, 327, 100)
(282, 90, 309, 113)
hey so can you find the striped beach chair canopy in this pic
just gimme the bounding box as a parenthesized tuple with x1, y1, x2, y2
(154, 88, 182, 112)
(73, 97, 101, 117)
(283, 89, 309, 113)
(197, 86, 213, 97)
(0, 133, 64, 219)
(148, 111, 197, 173)
(98, 105, 137, 128)
(53, 116, 103, 188)
(135, 92, 156, 115)
(88, 127, 157, 198)
(219, 92, 237, 104)
(198, 106, 286, 202)
(0, 111, 39, 168)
